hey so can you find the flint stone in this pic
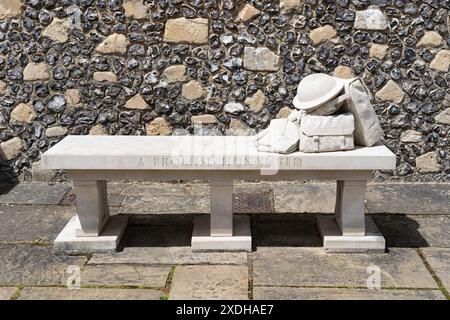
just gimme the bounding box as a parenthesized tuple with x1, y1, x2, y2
(333, 65, 354, 79)
(418, 31, 443, 48)
(0, 0, 22, 19)
(370, 44, 388, 59)
(280, 0, 302, 12)
(10, 103, 36, 123)
(181, 80, 205, 100)
(375, 80, 405, 104)
(96, 33, 129, 54)
(243, 47, 280, 71)
(23, 62, 51, 81)
(416, 152, 441, 173)
(354, 6, 388, 30)
(163, 65, 187, 83)
(146, 117, 172, 135)
(309, 25, 337, 45)
(0, 137, 23, 160)
(47, 95, 66, 113)
(123, 0, 148, 19)
(400, 130, 422, 143)
(191, 114, 217, 124)
(429, 50, 450, 72)
(164, 18, 209, 44)
(125, 93, 149, 109)
(238, 4, 260, 22)
(245, 89, 266, 113)
(46, 126, 68, 137)
(224, 102, 245, 114)
(89, 124, 108, 135)
(93, 71, 118, 82)
(435, 108, 450, 125)
(42, 18, 69, 43)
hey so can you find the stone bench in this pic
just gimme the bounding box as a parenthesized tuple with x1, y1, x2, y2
(42, 135, 396, 254)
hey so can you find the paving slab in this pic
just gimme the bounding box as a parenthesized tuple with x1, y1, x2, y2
(0, 287, 17, 300)
(81, 265, 170, 288)
(169, 265, 248, 300)
(0, 182, 70, 205)
(253, 214, 322, 247)
(107, 182, 130, 195)
(421, 248, 450, 292)
(0, 244, 86, 286)
(272, 182, 336, 213)
(253, 247, 436, 289)
(374, 215, 450, 248)
(120, 195, 209, 214)
(90, 247, 247, 266)
(0, 205, 75, 243)
(253, 287, 445, 300)
(367, 183, 450, 215)
(19, 287, 162, 300)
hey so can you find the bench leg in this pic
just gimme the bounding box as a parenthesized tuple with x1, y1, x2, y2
(73, 180, 110, 237)
(317, 179, 385, 252)
(53, 179, 127, 254)
(191, 178, 251, 252)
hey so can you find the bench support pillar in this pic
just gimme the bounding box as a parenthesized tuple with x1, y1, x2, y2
(192, 178, 251, 252)
(54, 177, 128, 254)
(318, 177, 385, 252)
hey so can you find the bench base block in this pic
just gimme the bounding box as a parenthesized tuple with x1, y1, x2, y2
(192, 215, 252, 252)
(317, 216, 385, 253)
(54, 216, 128, 255)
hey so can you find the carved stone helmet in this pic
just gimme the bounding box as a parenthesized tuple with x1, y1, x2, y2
(293, 73, 345, 112)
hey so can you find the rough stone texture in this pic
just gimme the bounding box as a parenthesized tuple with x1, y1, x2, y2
(163, 65, 187, 83)
(23, 62, 51, 81)
(19, 287, 161, 300)
(42, 18, 69, 43)
(238, 4, 260, 22)
(224, 102, 245, 114)
(89, 124, 108, 135)
(164, 18, 209, 44)
(125, 93, 148, 109)
(93, 71, 117, 82)
(146, 117, 172, 135)
(181, 80, 205, 100)
(0, 244, 85, 286)
(369, 44, 388, 60)
(421, 248, 450, 291)
(0, 287, 17, 300)
(429, 50, 450, 72)
(418, 31, 443, 48)
(416, 152, 441, 173)
(0, 137, 23, 160)
(170, 266, 248, 300)
(375, 80, 405, 103)
(0, 205, 74, 242)
(10, 103, 36, 123)
(254, 287, 445, 300)
(228, 118, 252, 135)
(45, 126, 68, 137)
(253, 247, 436, 288)
(0, 0, 22, 19)
(0, 182, 70, 205)
(400, 130, 423, 143)
(435, 108, 450, 125)
(333, 65, 354, 79)
(191, 114, 217, 124)
(123, 0, 148, 19)
(280, 0, 302, 13)
(65, 89, 80, 106)
(96, 33, 129, 54)
(31, 160, 57, 182)
(276, 107, 293, 119)
(81, 265, 170, 287)
(245, 89, 266, 113)
(0, 2, 449, 182)
(243, 47, 280, 71)
(309, 25, 337, 45)
(354, 6, 388, 30)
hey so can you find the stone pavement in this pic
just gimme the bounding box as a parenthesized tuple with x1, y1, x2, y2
(0, 181, 449, 300)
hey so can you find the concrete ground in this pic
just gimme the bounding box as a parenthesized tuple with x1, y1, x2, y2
(0, 181, 449, 300)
